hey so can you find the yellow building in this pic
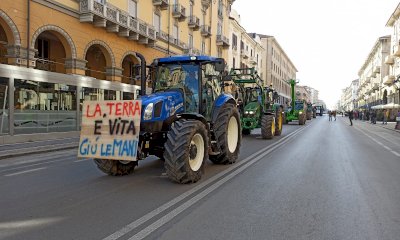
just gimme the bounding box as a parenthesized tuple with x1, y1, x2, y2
(0, 0, 234, 141)
(1, 0, 234, 82)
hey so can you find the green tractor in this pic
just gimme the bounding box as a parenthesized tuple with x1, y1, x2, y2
(306, 102, 313, 120)
(230, 68, 283, 139)
(285, 79, 306, 125)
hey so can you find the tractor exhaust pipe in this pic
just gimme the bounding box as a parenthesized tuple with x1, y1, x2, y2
(135, 52, 146, 96)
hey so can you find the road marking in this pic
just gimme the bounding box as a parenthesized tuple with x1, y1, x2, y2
(102, 124, 311, 240)
(391, 151, 400, 157)
(4, 167, 47, 177)
(74, 159, 91, 163)
(0, 158, 72, 173)
(354, 127, 400, 158)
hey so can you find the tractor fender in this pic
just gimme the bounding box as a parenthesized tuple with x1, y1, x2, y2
(177, 113, 209, 130)
(211, 94, 236, 123)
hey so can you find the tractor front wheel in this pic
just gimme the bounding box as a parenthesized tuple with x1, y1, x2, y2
(275, 108, 283, 136)
(164, 119, 208, 184)
(93, 159, 137, 176)
(210, 104, 241, 165)
(261, 115, 275, 139)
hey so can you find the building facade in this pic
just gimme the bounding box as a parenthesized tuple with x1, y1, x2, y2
(228, 11, 263, 76)
(357, 36, 390, 109)
(253, 34, 297, 106)
(0, 0, 235, 141)
(385, 4, 400, 105)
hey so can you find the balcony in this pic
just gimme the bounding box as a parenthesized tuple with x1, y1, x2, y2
(240, 49, 249, 59)
(152, 0, 169, 10)
(385, 55, 394, 65)
(200, 25, 211, 37)
(172, 4, 186, 21)
(373, 66, 380, 74)
(372, 83, 379, 91)
(188, 16, 200, 30)
(249, 56, 257, 65)
(383, 75, 395, 85)
(393, 44, 400, 57)
(183, 48, 201, 56)
(231, 45, 238, 54)
(156, 30, 169, 42)
(216, 35, 230, 48)
(79, 0, 155, 45)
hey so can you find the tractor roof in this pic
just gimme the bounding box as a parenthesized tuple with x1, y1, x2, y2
(156, 55, 222, 63)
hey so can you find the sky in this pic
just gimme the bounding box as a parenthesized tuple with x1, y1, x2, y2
(232, 0, 399, 109)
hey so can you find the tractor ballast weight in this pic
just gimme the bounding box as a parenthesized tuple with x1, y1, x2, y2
(94, 56, 242, 184)
(285, 79, 306, 125)
(230, 67, 283, 138)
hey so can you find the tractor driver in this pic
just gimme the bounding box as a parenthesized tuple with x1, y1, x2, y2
(184, 66, 200, 113)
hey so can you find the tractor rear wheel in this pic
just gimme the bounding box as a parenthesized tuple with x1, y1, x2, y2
(275, 108, 283, 136)
(242, 129, 251, 135)
(299, 114, 305, 125)
(164, 119, 208, 184)
(261, 115, 275, 139)
(210, 104, 241, 165)
(93, 159, 137, 176)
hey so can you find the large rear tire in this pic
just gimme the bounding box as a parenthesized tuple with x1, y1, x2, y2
(94, 159, 137, 176)
(299, 114, 305, 125)
(210, 104, 241, 165)
(275, 108, 283, 136)
(261, 114, 275, 139)
(164, 119, 208, 184)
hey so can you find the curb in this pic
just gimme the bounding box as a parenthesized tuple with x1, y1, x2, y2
(0, 142, 78, 160)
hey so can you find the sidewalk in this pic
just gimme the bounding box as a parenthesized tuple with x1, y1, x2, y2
(353, 119, 400, 133)
(0, 137, 79, 159)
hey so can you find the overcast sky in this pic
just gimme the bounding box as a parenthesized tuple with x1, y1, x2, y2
(232, 0, 399, 109)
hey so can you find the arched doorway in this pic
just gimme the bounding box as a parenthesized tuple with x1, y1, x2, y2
(121, 53, 141, 85)
(85, 44, 113, 80)
(34, 31, 68, 73)
(383, 89, 388, 105)
(0, 24, 8, 64)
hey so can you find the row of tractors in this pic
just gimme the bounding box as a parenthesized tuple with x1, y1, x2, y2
(90, 55, 310, 184)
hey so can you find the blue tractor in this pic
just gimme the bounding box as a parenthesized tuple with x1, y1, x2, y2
(94, 56, 242, 183)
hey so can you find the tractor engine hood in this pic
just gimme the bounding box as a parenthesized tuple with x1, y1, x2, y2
(140, 91, 184, 122)
(244, 102, 260, 111)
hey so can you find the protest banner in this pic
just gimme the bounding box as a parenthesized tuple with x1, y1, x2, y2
(78, 100, 141, 161)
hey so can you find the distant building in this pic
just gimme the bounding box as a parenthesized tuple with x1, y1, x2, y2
(249, 34, 297, 107)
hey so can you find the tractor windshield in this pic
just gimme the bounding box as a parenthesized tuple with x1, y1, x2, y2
(246, 88, 261, 103)
(154, 63, 200, 112)
(295, 101, 304, 110)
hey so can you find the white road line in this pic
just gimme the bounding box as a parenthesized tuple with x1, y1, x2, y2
(0, 158, 72, 173)
(102, 124, 311, 240)
(127, 125, 309, 240)
(354, 127, 399, 158)
(74, 159, 92, 163)
(4, 167, 47, 177)
(391, 151, 400, 157)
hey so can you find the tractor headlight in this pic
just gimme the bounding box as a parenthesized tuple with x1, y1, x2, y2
(245, 111, 249, 115)
(299, 111, 303, 115)
(249, 111, 255, 115)
(143, 103, 154, 120)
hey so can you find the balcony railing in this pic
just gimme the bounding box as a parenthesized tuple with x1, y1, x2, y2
(373, 66, 380, 74)
(200, 25, 211, 37)
(240, 49, 249, 59)
(152, 0, 169, 10)
(383, 75, 395, 85)
(385, 55, 394, 65)
(249, 56, 257, 65)
(188, 16, 200, 30)
(172, 4, 186, 21)
(393, 44, 400, 57)
(79, 0, 155, 45)
(216, 35, 230, 48)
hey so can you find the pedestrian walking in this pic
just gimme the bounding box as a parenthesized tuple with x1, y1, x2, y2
(328, 110, 332, 121)
(349, 110, 353, 126)
(383, 109, 388, 125)
(333, 110, 337, 121)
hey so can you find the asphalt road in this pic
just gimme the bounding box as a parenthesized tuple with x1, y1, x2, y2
(0, 116, 399, 240)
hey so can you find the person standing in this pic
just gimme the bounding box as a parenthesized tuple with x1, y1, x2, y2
(333, 110, 337, 121)
(383, 109, 388, 125)
(349, 110, 354, 126)
(328, 110, 332, 121)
